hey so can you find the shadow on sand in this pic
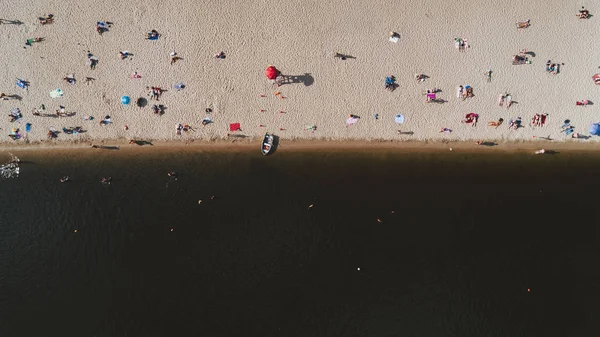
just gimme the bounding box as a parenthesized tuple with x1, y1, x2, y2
(280, 73, 314, 86)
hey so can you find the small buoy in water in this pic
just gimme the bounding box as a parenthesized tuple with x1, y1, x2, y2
(357, 267, 360, 271)
(527, 288, 531, 292)
(170, 228, 174, 232)
(74, 229, 78, 233)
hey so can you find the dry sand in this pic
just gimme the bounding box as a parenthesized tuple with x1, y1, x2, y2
(1, 0, 600, 147)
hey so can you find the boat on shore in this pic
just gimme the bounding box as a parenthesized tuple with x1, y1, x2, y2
(261, 133, 274, 155)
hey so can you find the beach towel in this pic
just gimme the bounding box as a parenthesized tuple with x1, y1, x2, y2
(50, 88, 63, 98)
(16, 79, 27, 89)
(394, 114, 405, 124)
(427, 93, 436, 99)
(25, 123, 31, 132)
(229, 123, 241, 131)
(389, 36, 399, 43)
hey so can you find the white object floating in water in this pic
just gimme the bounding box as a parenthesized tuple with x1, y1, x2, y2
(357, 267, 361, 271)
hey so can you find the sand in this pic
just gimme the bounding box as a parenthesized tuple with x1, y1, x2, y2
(1, 0, 600, 147)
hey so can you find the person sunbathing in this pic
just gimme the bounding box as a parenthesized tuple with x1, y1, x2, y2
(39, 14, 54, 25)
(516, 19, 530, 29)
(385, 76, 397, 91)
(488, 118, 504, 128)
(25, 38, 43, 46)
(577, 7, 590, 19)
(576, 100, 590, 106)
(513, 55, 528, 64)
(147, 30, 159, 40)
(63, 74, 76, 84)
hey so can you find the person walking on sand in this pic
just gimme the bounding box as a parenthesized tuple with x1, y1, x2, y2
(456, 85, 463, 98)
(486, 69, 492, 82)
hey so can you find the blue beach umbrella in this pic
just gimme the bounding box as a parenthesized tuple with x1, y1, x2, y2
(590, 123, 600, 136)
(121, 96, 130, 105)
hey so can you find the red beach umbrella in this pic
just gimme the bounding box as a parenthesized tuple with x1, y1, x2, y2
(265, 66, 280, 80)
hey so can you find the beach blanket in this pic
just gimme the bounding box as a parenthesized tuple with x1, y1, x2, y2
(229, 123, 241, 131)
(16, 79, 27, 89)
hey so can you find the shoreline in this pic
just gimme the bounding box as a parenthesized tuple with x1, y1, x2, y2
(2, 137, 600, 155)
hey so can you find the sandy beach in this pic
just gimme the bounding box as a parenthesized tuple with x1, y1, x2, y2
(1, 0, 600, 147)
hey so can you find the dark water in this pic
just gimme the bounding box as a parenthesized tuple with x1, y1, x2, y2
(0, 148, 598, 336)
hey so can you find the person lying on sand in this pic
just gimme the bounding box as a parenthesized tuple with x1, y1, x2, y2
(488, 118, 504, 128)
(578, 7, 590, 19)
(39, 14, 54, 25)
(63, 74, 76, 84)
(25, 38, 44, 47)
(170, 52, 182, 65)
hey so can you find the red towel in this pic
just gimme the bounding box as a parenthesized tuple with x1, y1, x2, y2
(229, 123, 241, 131)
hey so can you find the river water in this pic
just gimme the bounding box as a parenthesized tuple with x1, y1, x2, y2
(0, 148, 597, 336)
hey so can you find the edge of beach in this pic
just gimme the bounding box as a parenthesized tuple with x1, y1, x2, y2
(2, 137, 599, 155)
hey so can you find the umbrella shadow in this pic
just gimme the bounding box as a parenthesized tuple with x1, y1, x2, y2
(397, 131, 414, 135)
(136, 97, 148, 108)
(280, 73, 314, 86)
(334, 53, 356, 60)
(0, 18, 24, 25)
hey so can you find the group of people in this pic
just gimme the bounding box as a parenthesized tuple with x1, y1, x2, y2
(453, 37, 470, 51)
(148, 86, 164, 100)
(456, 85, 474, 100)
(461, 113, 479, 126)
(531, 113, 548, 127)
(497, 94, 513, 109)
(175, 123, 194, 135)
(546, 60, 559, 75)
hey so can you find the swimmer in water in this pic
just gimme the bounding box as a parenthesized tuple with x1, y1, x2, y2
(60, 176, 70, 183)
(101, 177, 112, 184)
(167, 171, 177, 178)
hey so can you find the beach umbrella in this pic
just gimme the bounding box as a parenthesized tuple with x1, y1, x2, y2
(121, 96, 130, 105)
(265, 66, 279, 80)
(589, 123, 600, 135)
